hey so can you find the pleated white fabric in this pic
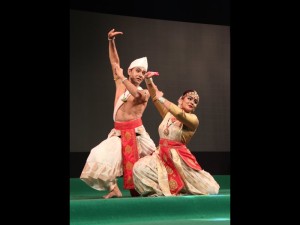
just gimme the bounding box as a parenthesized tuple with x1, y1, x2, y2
(80, 126, 156, 192)
(133, 149, 220, 196)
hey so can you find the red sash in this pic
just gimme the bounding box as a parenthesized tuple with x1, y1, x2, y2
(159, 138, 202, 195)
(114, 118, 143, 189)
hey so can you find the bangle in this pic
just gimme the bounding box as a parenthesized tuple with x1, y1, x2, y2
(122, 78, 128, 83)
(145, 78, 153, 84)
(108, 37, 115, 41)
(158, 97, 166, 104)
(152, 96, 158, 102)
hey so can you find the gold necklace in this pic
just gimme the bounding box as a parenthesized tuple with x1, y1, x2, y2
(163, 117, 176, 136)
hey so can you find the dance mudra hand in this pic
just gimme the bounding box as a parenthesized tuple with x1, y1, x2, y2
(145, 71, 159, 78)
(108, 28, 123, 40)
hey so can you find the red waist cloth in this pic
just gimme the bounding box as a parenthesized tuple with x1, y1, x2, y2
(159, 138, 202, 195)
(114, 118, 143, 189)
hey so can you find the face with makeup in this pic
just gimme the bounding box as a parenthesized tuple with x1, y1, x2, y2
(178, 90, 199, 113)
(128, 67, 147, 86)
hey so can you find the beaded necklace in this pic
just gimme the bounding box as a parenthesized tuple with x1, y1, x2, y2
(163, 117, 177, 136)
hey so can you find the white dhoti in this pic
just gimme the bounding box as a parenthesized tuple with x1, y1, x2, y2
(80, 124, 156, 191)
(80, 87, 156, 191)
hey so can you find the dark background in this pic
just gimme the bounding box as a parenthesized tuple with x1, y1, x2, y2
(70, 0, 231, 177)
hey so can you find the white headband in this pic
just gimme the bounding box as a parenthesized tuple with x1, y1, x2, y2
(128, 57, 148, 71)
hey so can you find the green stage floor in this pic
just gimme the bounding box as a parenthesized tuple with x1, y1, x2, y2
(70, 175, 230, 225)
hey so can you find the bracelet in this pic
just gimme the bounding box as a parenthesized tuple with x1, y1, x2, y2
(108, 37, 115, 41)
(158, 97, 166, 104)
(121, 78, 128, 83)
(152, 96, 158, 102)
(145, 78, 153, 84)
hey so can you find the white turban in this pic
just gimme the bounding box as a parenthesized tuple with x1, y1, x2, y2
(128, 57, 148, 71)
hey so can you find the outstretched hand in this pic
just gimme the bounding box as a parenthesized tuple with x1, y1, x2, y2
(145, 71, 159, 78)
(144, 71, 163, 97)
(108, 28, 123, 39)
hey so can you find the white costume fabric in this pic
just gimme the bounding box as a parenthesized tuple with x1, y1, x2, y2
(133, 109, 220, 196)
(80, 88, 156, 191)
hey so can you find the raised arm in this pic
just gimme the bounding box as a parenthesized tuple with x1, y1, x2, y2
(145, 74, 198, 130)
(144, 74, 168, 118)
(167, 103, 199, 131)
(108, 29, 123, 81)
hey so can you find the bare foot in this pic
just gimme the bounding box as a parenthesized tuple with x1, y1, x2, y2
(103, 185, 122, 199)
